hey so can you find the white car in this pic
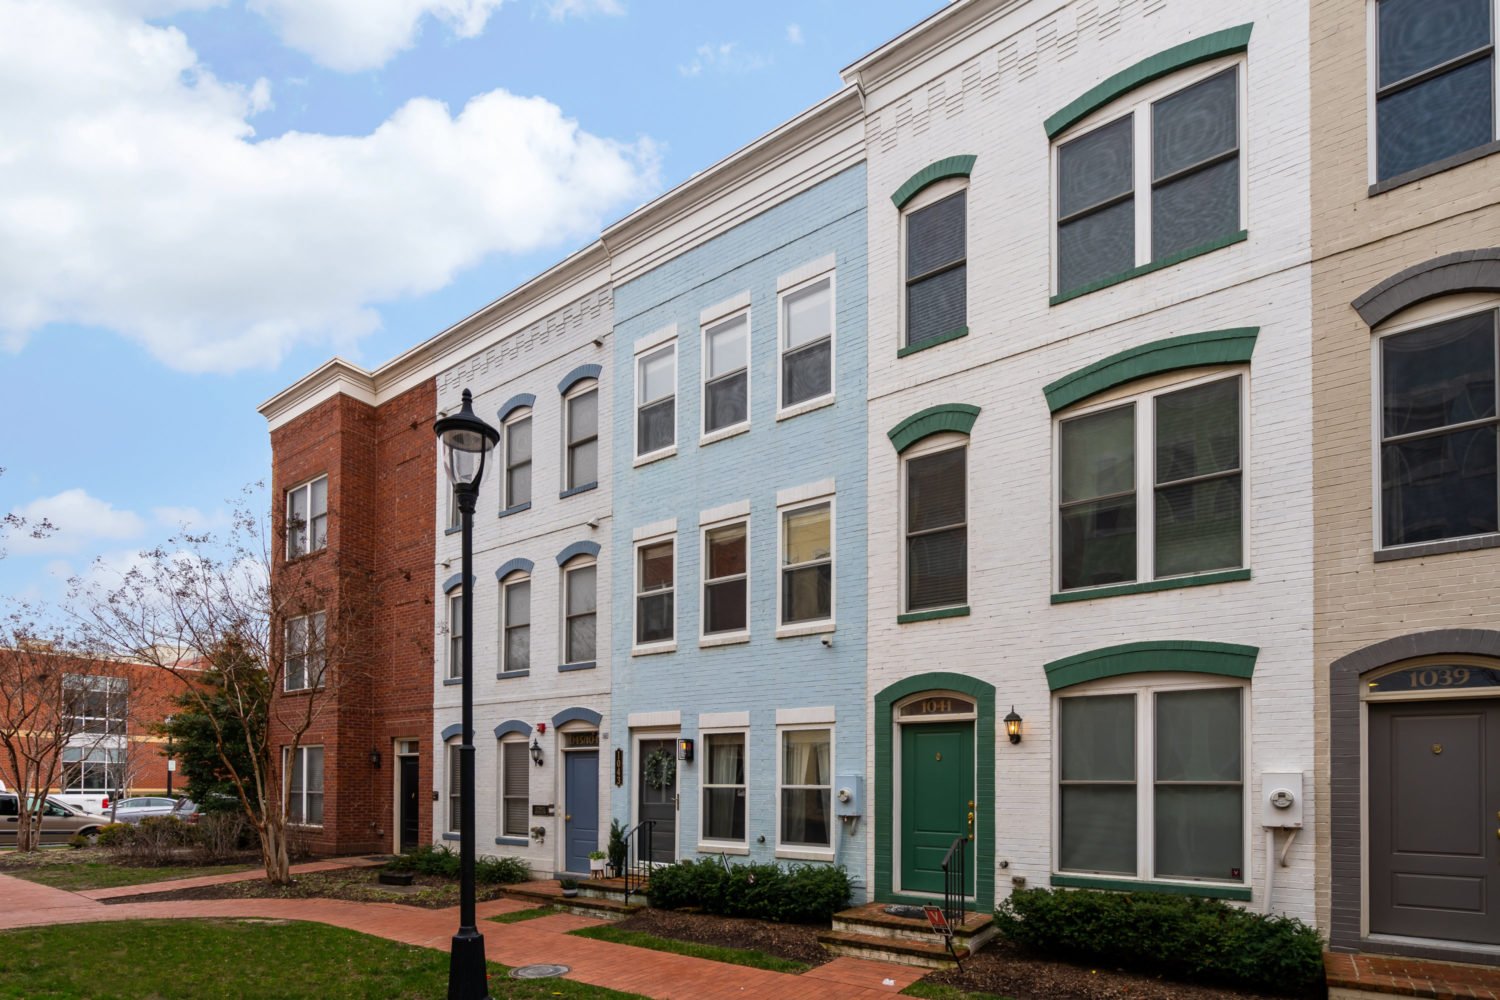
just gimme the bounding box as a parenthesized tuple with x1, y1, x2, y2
(50, 792, 113, 817)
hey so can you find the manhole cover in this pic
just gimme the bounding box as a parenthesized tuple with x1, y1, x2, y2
(884, 905, 926, 919)
(510, 964, 570, 980)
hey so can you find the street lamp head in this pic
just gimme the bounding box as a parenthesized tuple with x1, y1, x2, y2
(434, 389, 500, 489)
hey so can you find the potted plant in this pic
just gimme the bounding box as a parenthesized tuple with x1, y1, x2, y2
(560, 877, 579, 898)
(588, 850, 607, 876)
(607, 819, 627, 878)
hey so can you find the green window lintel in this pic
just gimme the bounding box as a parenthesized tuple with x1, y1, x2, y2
(1043, 328, 1258, 413)
(887, 403, 980, 454)
(891, 155, 977, 209)
(1044, 640, 1259, 692)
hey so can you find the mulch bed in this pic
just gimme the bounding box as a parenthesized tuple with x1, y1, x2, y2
(101, 867, 512, 909)
(608, 909, 833, 969)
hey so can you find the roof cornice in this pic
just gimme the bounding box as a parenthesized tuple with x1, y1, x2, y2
(840, 0, 1031, 93)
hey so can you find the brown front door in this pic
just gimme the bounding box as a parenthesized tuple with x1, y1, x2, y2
(1369, 699, 1500, 945)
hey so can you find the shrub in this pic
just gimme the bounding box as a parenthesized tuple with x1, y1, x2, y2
(994, 888, 1324, 997)
(387, 843, 460, 878)
(67, 833, 91, 850)
(647, 859, 851, 924)
(95, 824, 130, 849)
(474, 854, 530, 885)
(192, 812, 249, 864)
(607, 819, 627, 875)
(103, 816, 193, 866)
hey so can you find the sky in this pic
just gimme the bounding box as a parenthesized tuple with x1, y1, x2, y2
(0, 0, 939, 608)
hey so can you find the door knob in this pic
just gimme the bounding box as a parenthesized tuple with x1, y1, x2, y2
(566, 814, 572, 821)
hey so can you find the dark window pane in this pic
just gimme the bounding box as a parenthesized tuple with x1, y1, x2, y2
(783, 339, 832, 406)
(569, 439, 597, 488)
(1382, 313, 1496, 438)
(1060, 405, 1135, 503)
(781, 789, 831, 847)
(567, 615, 595, 663)
(1058, 199, 1134, 293)
(1155, 786, 1243, 880)
(907, 526, 967, 610)
(636, 592, 673, 644)
(906, 191, 966, 278)
(1152, 157, 1239, 261)
(638, 397, 675, 455)
(1383, 424, 1499, 544)
(782, 563, 831, 624)
(1379, 0, 1491, 86)
(1060, 496, 1138, 589)
(907, 448, 966, 533)
(1058, 115, 1134, 218)
(1377, 57, 1495, 180)
(705, 370, 748, 432)
(1157, 689, 1242, 782)
(906, 264, 966, 347)
(1060, 786, 1136, 874)
(1156, 378, 1241, 483)
(1155, 476, 1242, 576)
(705, 578, 747, 634)
(507, 462, 530, 508)
(505, 626, 529, 672)
(704, 788, 746, 841)
(1153, 69, 1238, 178)
(568, 391, 597, 444)
(1060, 695, 1135, 781)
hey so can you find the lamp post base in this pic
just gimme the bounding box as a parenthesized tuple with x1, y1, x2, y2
(447, 927, 490, 1000)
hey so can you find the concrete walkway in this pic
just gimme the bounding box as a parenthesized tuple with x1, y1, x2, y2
(0, 866, 924, 999)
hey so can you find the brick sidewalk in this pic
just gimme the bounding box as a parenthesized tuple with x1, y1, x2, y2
(0, 871, 923, 998)
(1325, 951, 1500, 999)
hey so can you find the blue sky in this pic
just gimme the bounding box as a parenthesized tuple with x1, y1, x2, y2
(0, 0, 936, 606)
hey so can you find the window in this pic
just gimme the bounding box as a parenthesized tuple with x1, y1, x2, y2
(780, 276, 834, 410)
(1379, 309, 1499, 547)
(702, 732, 746, 844)
(905, 443, 967, 612)
(565, 386, 598, 491)
(446, 742, 461, 834)
(904, 189, 967, 350)
(501, 575, 530, 673)
(504, 412, 532, 510)
(1058, 683, 1244, 883)
(447, 482, 461, 530)
(1058, 375, 1243, 591)
(286, 475, 328, 558)
(702, 520, 748, 637)
(635, 538, 674, 645)
(287, 745, 325, 826)
(447, 594, 464, 680)
(63, 675, 127, 735)
(285, 611, 327, 691)
(1374, 0, 1495, 182)
(780, 502, 832, 626)
(563, 560, 597, 665)
(1056, 66, 1241, 296)
(636, 343, 676, 457)
(61, 747, 124, 793)
(703, 312, 749, 435)
(500, 738, 529, 837)
(779, 728, 831, 850)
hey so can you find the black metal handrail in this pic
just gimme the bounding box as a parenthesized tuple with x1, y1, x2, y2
(940, 834, 968, 932)
(620, 819, 656, 904)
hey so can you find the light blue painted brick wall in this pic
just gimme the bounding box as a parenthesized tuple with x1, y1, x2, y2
(608, 164, 869, 893)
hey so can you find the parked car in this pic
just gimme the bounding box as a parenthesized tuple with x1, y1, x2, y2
(51, 791, 112, 817)
(110, 797, 182, 824)
(0, 793, 106, 846)
(170, 795, 239, 824)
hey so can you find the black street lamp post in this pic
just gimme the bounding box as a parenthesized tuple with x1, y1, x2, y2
(434, 389, 500, 1000)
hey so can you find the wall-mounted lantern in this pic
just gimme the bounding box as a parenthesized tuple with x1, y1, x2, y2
(1004, 706, 1023, 745)
(369, 748, 382, 769)
(677, 738, 694, 763)
(530, 736, 544, 767)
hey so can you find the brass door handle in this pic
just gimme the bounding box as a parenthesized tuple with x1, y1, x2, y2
(565, 814, 572, 821)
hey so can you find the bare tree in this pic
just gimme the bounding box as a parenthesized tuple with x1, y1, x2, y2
(73, 489, 370, 883)
(0, 467, 53, 560)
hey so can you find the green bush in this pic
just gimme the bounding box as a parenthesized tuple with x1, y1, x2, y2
(67, 833, 91, 850)
(95, 824, 130, 849)
(646, 859, 850, 924)
(387, 844, 529, 885)
(474, 854, 530, 885)
(994, 888, 1324, 997)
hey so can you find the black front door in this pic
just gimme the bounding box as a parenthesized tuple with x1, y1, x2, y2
(399, 755, 419, 854)
(637, 738, 676, 864)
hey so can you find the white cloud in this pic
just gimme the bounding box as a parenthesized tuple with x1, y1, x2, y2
(247, 0, 507, 72)
(152, 505, 231, 533)
(544, 0, 623, 21)
(0, 2, 659, 374)
(679, 42, 770, 78)
(7, 490, 145, 555)
(786, 23, 803, 45)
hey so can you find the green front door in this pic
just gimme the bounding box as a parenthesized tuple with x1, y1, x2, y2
(900, 721, 974, 895)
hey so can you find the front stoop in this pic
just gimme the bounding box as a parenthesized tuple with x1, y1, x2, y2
(819, 903, 996, 970)
(502, 880, 643, 921)
(1325, 951, 1500, 999)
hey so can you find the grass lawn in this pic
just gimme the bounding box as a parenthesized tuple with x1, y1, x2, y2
(0, 919, 643, 999)
(487, 907, 559, 924)
(902, 983, 1015, 1000)
(2, 861, 255, 891)
(569, 923, 810, 974)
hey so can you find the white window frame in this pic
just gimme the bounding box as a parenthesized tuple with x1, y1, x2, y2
(633, 532, 676, 654)
(285, 475, 328, 558)
(1049, 55, 1248, 296)
(499, 736, 529, 838)
(285, 745, 325, 828)
(777, 269, 837, 419)
(634, 335, 678, 465)
(446, 740, 461, 834)
(447, 481, 461, 531)
(701, 306, 752, 444)
(774, 724, 835, 860)
(1051, 674, 1250, 887)
(499, 573, 530, 675)
(563, 381, 599, 493)
(899, 433, 969, 615)
(700, 515, 750, 646)
(1052, 368, 1250, 594)
(899, 177, 968, 351)
(447, 593, 464, 680)
(284, 610, 327, 692)
(503, 408, 532, 512)
(698, 727, 749, 850)
(63, 674, 128, 735)
(561, 557, 598, 667)
(775, 488, 836, 639)
(1369, 294, 1500, 553)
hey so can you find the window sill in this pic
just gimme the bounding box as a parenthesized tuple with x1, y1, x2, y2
(498, 502, 532, 520)
(559, 482, 597, 500)
(442, 832, 462, 841)
(1370, 140, 1500, 196)
(777, 395, 836, 422)
(698, 842, 749, 856)
(282, 685, 326, 696)
(898, 326, 969, 358)
(495, 836, 528, 847)
(1050, 873, 1251, 901)
(898, 605, 970, 624)
(497, 670, 530, 680)
(443, 525, 461, 536)
(700, 632, 750, 649)
(442, 677, 465, 686)
(1375, 533, 1500, 563)
(632, 642, 676, 657)
(1050, 230, 1248, 306)
(1051, 568, 1250, 604)
(283, 547, 328, 567)
(776, 621, 835, 640)
(775, 847, 835, 862)
(559, 661, 597, 672)
(633, 446, 677, 468)
(700, 423, 750, 447)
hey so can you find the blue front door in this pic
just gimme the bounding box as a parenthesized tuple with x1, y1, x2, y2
(564, 750, 599, 874)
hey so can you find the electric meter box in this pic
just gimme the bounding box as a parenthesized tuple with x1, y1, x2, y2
(1260, 771, 1304, 828)
(835, 776, 864, 817)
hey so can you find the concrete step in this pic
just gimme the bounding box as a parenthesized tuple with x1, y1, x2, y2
(1325, 951, 1500, 999)
(818, 928, 969, 970)
(830, 902, 996, 950)
(502, 881, 642, 921)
